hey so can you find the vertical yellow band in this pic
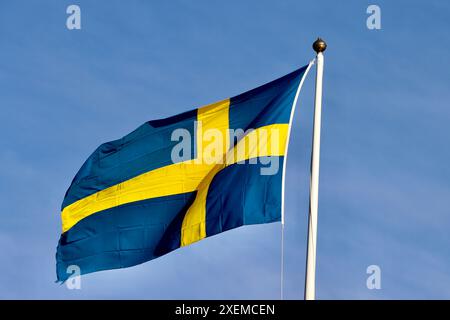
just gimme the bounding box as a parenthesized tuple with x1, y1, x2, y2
(180, 99, 230, 247)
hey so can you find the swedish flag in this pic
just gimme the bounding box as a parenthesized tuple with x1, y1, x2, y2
(56, 64, 311, 281)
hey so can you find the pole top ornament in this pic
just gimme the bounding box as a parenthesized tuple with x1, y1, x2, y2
(313, 38, 327, 53)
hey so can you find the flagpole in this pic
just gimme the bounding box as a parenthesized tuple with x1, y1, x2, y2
(305, 38, 327, 300)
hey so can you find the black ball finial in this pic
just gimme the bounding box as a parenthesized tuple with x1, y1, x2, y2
(313, 38, 327, 53)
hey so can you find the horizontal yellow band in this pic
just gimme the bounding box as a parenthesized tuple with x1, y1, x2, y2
(61, 123, 289, 233)
(61, 160, 212, 232)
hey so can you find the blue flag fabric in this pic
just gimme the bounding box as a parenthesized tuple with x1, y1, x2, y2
(56, 64, 311, 281)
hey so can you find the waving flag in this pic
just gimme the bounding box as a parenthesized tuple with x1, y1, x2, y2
(56, 64, 312, 282)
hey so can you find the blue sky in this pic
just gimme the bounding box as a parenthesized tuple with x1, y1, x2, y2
(0, 0, 449, 299)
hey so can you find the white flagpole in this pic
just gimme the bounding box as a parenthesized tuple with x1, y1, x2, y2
(305, 38, 327, 300)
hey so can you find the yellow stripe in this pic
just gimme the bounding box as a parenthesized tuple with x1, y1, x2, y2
(61, 99, 230, 233)
(61, 159, 212, 232)
(180, 123, 288, 247)
(180, 99, 230, 246)
(61, 97, 288, 238)
(230, 124, 287, 164)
